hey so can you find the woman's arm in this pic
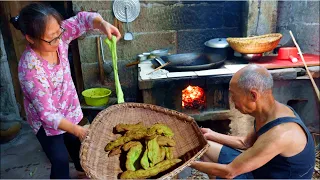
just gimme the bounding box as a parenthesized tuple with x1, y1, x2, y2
(58, 118, 87, 140)
(92, 16, 121, 41)
(19, 61, 86, 139)
(61, 11, 100, 44)
(61, 11, 120, 44)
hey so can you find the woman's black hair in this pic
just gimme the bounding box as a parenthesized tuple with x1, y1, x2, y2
(10, 3, 62, 39)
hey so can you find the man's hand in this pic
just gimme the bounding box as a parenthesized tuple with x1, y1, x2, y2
(189, 160, 233, 179)
(201, 128, 216, 141)
(201, 127, 256, 150)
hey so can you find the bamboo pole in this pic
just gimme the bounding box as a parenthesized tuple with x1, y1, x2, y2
(289, 31, 320, 101)
(96, 37, 105, 85)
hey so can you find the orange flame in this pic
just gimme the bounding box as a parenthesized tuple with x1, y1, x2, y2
(182, 85, 205, 109)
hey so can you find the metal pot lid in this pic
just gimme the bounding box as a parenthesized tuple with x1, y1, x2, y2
(204, 38, 229, 48)
(113, 0, 140, 23)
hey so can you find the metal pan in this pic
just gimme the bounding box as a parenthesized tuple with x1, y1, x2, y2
(151, 53, 226, 72)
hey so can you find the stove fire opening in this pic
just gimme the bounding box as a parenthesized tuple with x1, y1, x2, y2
(182, 85, 205, 109)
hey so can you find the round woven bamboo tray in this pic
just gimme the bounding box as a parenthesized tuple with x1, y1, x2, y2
(227, 33, 282, 54)
(80, 103, 209, 179)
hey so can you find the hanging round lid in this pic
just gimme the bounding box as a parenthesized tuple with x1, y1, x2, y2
(113, 0, 140, 23)
(204, 38, 230, 48)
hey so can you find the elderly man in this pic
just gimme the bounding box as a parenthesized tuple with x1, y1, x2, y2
(190, 65, 315, 179)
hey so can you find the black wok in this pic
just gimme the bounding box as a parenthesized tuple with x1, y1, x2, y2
(151, 53, 226, 72)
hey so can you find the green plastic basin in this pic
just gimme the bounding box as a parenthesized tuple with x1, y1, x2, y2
(82, 88, 112, 106)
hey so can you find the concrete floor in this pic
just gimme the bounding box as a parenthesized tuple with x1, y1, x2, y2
(0, 121, 78, 179)
(0, 121, 200, 179)
(0, 106, 253, 179)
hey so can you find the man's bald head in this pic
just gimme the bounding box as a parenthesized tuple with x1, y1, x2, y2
(231, 65, 273, 93)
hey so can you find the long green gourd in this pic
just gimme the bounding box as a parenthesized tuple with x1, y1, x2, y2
(105, 36, 125, 103)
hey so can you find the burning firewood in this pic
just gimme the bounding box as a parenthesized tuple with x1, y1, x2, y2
(182, 86, 205, 109)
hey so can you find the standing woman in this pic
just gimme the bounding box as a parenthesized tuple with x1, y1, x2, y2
(10, 3, 121, 179)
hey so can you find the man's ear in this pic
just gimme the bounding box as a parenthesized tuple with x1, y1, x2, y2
(25, 35, 35, 44)
(250, 89, 259, 102)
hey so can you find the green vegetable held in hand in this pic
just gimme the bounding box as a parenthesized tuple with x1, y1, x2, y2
(105, 36, 124, 103)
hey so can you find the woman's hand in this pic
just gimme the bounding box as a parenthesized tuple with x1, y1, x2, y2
(99, 20, 121, 41)
(73, 124, 88, 141)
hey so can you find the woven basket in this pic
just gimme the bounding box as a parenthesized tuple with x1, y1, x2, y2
(80, 103, 209, 179)
(227, 33, 282, 54)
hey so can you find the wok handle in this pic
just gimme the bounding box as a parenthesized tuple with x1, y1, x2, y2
(126, 60, 140, 67)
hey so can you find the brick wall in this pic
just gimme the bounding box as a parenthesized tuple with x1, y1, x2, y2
(72, 1, 244, 102)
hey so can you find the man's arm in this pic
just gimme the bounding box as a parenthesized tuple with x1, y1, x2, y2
(202, 128, 257, 150)
(192, 126, 291, 178)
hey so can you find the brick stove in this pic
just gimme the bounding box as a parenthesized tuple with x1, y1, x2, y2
(137, 52, 320, 135)
(137, 59, 247, 121)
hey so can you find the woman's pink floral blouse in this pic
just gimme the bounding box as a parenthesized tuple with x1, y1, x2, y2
(18, 12, 101, 136)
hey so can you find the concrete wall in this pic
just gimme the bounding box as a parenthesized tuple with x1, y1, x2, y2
(273, 79, 320, 132)
(0, 31, 20, 117)
(243, 0, 278, 36)
(72, 1, 244, 101)
(277, 1, 320, 54)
